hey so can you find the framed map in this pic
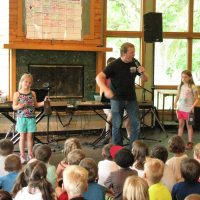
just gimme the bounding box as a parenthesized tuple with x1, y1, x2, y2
(25, 0, 82, 40)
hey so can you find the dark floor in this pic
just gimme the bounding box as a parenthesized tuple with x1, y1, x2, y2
(42, 126, 200, 167)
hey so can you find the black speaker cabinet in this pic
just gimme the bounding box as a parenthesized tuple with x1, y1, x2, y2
(144, 12, 163, 43)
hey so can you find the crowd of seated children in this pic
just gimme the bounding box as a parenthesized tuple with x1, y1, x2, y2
(144, 157, 172, 200)
(166, 135, 188, 183)
(34, 144, 57, 188)
(12, 160, 56, 200)
(123, 175, 149, 200)
(150, 145, 175, 191)
(104, 147, 137, 200)
(131, 140, 149, 178)
(79, 157, 107, 200)
(63, 165, 88, 200)
(0, 154, 21, 192)
(172, 158, 200, 200)
(98, 144, 120, 187)
(0, 139, 14, 177)
(2, 135, 200, 200)
(56, 138, 81, 180)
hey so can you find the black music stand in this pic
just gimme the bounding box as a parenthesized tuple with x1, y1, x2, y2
(89, 93, 112, 148)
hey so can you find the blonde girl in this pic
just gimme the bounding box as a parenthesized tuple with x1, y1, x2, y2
(174, 70, 199, 149)
(12, 73, 45, 164)
(123, 175, 149, 200)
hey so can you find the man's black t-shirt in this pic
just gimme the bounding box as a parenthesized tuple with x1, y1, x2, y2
(104, 57, 140, 101)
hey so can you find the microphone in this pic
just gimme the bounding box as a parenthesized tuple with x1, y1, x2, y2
(133, 58, 143, 75)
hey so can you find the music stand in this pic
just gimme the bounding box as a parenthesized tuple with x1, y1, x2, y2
(89, 93, 112, 148)
(33, 88, 50, 144)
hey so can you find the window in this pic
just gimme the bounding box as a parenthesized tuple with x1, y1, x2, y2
(105, 0, 143, 64)
(154, 39, 187, 85)
(107, 0, 142, 31)
(193, 0, 200, 32)
(156, 0, 189, 32)
(0, 0, 9, 95)
(192, 39, 200, 84)
(154, 0, 200, 87)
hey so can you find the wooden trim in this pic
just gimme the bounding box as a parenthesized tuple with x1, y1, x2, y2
(154, 85, 178, 90)
(106, 31, 143, 37)
(96, 52, 105, 92)
(10, 49, 16, 100)
(17, 0, 24, 37)
(4, 43, 112, 52)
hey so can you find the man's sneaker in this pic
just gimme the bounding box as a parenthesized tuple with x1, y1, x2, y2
(186, 142, 193, 150)
(20, 155, 26, 164)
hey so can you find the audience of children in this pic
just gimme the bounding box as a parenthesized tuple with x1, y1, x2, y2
(12, 160, 56, 200)
(171, 158, 200, 200)
(104, 147, 137, 200)
(0, 139, 14, 177)
(131, 140, 149, 177)
(1, 134, 200, 199)
(150, 145, 176, 191)
(62, 165, 88, 200)
(79, 157, 107, 200)
(34, 144, 57, 188)
(56, 137, 81, 180)
(98, 144, 120, 187)
(166, 135, 188, 183)
(144, 157, 172, 200)
(0, 154, 21, 192)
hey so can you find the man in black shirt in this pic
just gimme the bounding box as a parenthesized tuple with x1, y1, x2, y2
(96, 42, 148, 147)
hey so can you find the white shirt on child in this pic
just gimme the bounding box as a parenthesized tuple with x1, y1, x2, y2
(166, 154, 188, 183)
(98, 159, 119, 187)
(14, 186, 43, 200)
(0, 156, 8, 176)
(161, 164, 176, 192)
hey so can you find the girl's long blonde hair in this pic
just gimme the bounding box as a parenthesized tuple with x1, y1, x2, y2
(18, 73, 33, 90)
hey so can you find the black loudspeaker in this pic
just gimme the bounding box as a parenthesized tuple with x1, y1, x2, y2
(144, 12, 163, 43)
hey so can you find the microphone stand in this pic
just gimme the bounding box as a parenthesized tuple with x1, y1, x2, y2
(135, 83, 152, 102)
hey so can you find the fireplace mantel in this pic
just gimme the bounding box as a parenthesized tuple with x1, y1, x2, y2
(4, 43, 112, 52)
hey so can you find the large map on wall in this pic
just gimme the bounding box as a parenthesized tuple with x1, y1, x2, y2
(25, 0, 82, 40)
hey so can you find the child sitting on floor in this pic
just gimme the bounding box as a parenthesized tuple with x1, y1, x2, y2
(131, 140, 149, 178)
(98, 143, 119, 187)
(166, 135, 188, 183)
(172, 158, 200, 200)
(63, 165, 88, 200)
(144, 157, 172, 200)
(35, 144, 57, 188)
(80, 157, 107, 200)
(150, 145, 176, 191)
(104, 148, 137, 200)
(0, 154, 22, 192)
(0, 139, 14, 177)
